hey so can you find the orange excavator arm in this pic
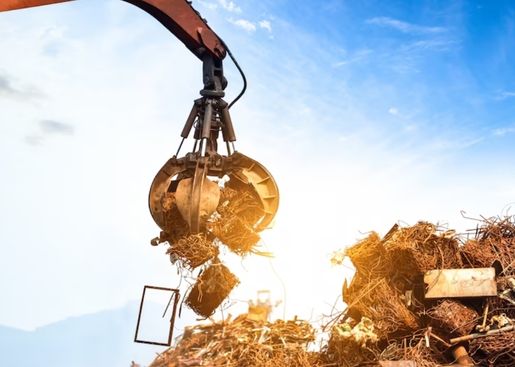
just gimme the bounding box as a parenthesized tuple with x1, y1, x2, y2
(0, 0, 226, 62)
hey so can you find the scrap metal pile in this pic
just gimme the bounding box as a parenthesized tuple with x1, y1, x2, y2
(151, 183, 267, 318)
(148, 315, 321, 367)
(327, 217, 515, 367)
(144, 216, 514, 367)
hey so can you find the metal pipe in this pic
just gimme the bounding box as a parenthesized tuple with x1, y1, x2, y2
(175, 138, 185, 156)
(450, 325, 514, 344)
(220, 105, 236, 142)
(201, 101, 213, 139)
(180, 103, 198, 138)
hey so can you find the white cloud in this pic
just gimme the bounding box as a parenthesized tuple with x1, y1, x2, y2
(493, 126, 515, 136)
(332, 48, 372, 67)
(218, 0, 241, 13)
(197, 0, 218, 10)
(40, 119, 74, 135)
(24, 134, 44, 146)
(388, 107, 399, 116)
(367, 16, 446, 34)
(0, 72, 44, 100)
(259, 20, 272, 33)
(494, 90, 515, 100)
(401, 39, 457, 52)
(387, 107, 418, 131)
(429, 136, 484, 150)
(228, 18, 256, 32)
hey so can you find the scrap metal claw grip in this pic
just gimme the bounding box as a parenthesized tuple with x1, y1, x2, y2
(148, 72, 279, 234)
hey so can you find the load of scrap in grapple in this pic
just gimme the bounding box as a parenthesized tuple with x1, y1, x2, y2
(150, 180, 275, 318)
(327, 215, 515, 367)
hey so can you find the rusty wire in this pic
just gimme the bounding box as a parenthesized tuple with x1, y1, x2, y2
(426, 300, 479, 337)
(209, 186, 264, 255)
(379, 337, 445, 367)
(383, 221, 463, 278)
(469, 330, 515, 367)
(210, 215, 261, 255)
(461, 216, 515, 274)
(148, 317, 321, 367)
(344, 232, 389, 278)
(167, 233, 219, 270)
(345, 277, 420, 339)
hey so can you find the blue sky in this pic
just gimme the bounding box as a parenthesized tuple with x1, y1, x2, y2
(1, 0, 515, 334)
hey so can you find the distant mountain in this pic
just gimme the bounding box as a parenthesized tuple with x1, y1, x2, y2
(0, 301, 194, 367)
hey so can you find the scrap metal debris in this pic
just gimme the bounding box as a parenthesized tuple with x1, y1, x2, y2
(148, 316, 321, 367)
(185, 261, 240, 318)
(142, 215, 514, 367)
(427, 300, 478, 337)
(332, 317, 379, 347)
(154, 185, 265, 257)
(325, 217, 515, 367)
(151, 183, 268, 317)
(167, 233, 219, 270)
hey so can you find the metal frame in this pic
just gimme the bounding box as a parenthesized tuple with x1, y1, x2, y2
(134, 285, 180, 346)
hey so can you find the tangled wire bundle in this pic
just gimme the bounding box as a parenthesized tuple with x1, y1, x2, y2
(217, 186, 265, 225)
(185, 262, 240, 318)
(427, 300, 479, 337)
(210, 215, 261, 255)
(167, 233, 219, 270)
(344, 232, 389, 277)
(469, 330, 515, 367)
(462, 216, 515, 273)
(486, 277, 515, 319)
(149, 316, 320, 367)
(383, 221, 463, 278)
(322, 337, 379, 367)
(322, 318, 380, 367)
(209, 186, 264, 255)
(345, 277, 420, 338)
(379, 338, 446, 367)
(461, 239, 498, 270)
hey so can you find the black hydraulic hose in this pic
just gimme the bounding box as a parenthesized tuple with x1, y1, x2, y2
(220, 39, 247, 109)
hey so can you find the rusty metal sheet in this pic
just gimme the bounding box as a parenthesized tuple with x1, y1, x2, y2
(379, 361, 417, 367)
(424, 268, 497, 299)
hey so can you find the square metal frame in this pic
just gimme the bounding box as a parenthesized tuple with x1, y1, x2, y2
(134, 285, 180, 346)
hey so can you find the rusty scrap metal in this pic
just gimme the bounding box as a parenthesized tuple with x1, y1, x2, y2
(450, 324, 514, 344)
(134, 285, 180, 347)
(424, 268, 497, 299)
(451, 345, 475, 367)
